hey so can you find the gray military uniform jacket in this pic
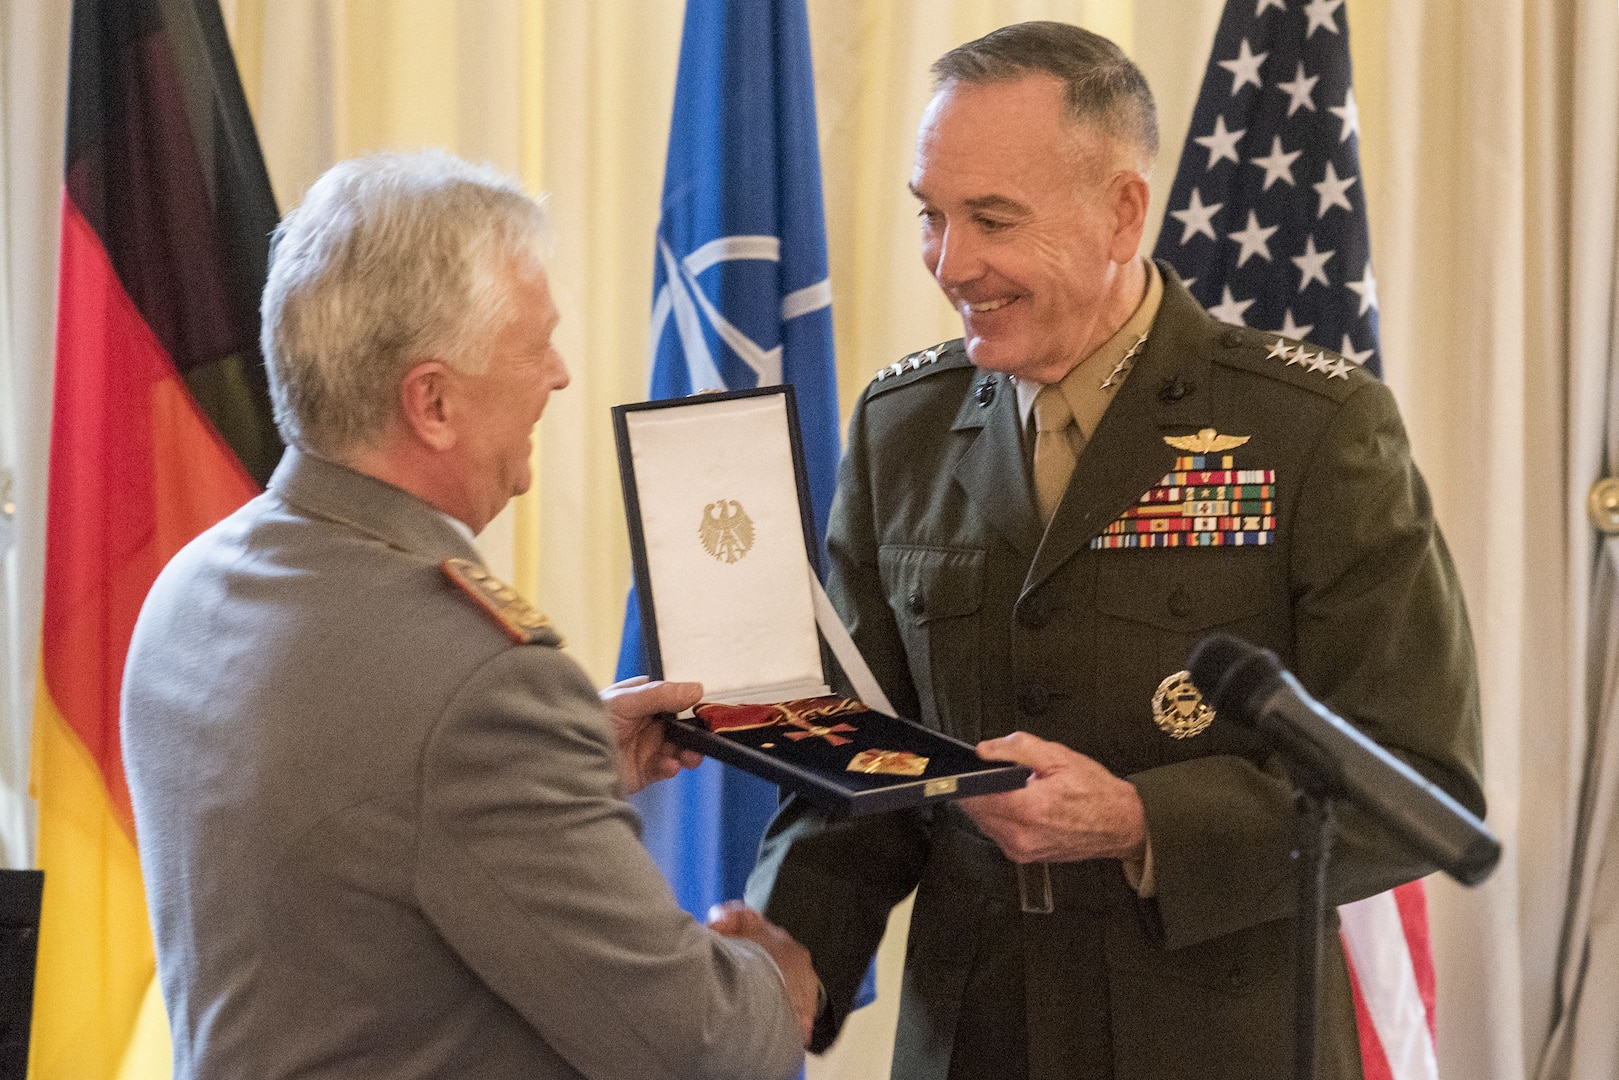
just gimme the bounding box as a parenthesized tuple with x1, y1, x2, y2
(748, 265, 1483, 1080)
(123, 448, 802, 1080)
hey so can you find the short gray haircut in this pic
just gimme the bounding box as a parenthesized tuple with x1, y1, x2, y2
(261, 150, 551, 460)
(932, 21, 1158, 165)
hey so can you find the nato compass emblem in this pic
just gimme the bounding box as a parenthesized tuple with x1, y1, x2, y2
(700, 499, 755, 564)
(651, 234, 831, 392)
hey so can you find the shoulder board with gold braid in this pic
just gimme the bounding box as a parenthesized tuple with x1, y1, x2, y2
(442, 558, 563, 647)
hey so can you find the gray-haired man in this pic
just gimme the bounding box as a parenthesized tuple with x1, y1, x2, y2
(123, 151, 815, 1080)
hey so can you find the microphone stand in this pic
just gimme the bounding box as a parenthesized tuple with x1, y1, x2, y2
(1188, 633, 1502, 1077)
(1288, 769, 1335, 1080)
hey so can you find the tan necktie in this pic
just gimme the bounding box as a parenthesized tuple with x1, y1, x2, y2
(1032, 386, 1079, 525)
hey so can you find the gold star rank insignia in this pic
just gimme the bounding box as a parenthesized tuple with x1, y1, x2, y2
(1152, 670, 1215, 739)
(1164, 428, 1251, 454)
(442, 558, 563, 647)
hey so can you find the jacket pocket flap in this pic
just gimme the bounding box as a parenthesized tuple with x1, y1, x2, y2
(1095, 552, 1269, 634)
(878, 546, 985, 623)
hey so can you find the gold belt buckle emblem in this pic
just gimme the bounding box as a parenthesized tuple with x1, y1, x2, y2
(1152, 670, 1215, 739)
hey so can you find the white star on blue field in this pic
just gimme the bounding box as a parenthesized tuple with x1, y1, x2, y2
(1154, 0, 1382, 376)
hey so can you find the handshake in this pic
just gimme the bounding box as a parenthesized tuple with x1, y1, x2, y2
(601, 675, 822, 1048)
(708, 900, 822, 1049)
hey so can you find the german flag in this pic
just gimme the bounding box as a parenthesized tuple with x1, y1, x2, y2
(31, 2, 279, 1076)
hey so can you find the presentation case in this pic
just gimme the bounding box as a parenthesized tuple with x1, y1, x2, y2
(613, 385, 1029, 817)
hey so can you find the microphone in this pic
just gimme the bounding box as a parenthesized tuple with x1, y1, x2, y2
(1188, 634, 1500, 887)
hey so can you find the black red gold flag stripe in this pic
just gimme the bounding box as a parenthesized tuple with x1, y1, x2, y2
(33, 2, 279, 1076)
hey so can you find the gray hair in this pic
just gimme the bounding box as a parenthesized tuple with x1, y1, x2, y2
(931, 21, 1158, 165)
(261, 150, 551, 460)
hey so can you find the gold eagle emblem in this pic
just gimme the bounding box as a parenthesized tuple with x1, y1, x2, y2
(1164, 428, 1251, 453)
(699, 499, 755, 563)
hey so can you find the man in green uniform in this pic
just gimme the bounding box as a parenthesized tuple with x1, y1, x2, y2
(747, 22, 1483, 1080)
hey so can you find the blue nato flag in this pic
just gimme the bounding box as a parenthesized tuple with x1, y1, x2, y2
(615, 0, 842, 923)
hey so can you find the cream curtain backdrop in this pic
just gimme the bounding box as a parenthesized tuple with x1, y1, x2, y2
(0, 1, 71, 875)
(0, 1, 1611, 1078)
(1538, 1, 1619, 1078)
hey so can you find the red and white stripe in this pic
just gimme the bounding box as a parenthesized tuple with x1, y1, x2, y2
(1341, 881, 1439, 1080)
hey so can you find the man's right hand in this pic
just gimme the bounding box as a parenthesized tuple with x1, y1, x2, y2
(598, 676, 704, 794)
(706, 901, 820, 1048)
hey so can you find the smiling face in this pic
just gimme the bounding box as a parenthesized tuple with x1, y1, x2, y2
(911, 75, 1148, 383)
(447, 260, 569, 530)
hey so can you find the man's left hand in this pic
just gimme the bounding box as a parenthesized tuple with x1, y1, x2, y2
(962, 732, 1147, 863)
(600, 676, 704, 795)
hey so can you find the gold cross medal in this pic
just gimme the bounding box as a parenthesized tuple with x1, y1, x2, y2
(694, 697, 865, 746)
(1152, 670, 1215, 739)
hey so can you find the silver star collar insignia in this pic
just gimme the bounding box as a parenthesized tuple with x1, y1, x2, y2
(1100, 333, 1149, 391)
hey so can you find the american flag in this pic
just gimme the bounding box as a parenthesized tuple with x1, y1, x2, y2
(1153, 3, 1437, 1079)
(1154, 0, 1381, 377)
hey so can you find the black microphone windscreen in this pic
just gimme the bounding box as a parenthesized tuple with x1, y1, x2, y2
(1188, 634, 1283, 718)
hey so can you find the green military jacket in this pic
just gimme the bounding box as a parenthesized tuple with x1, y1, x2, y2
(747, 266, 1484, 1080)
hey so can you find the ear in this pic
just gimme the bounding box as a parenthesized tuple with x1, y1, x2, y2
(1109, 170, 1151, 264)
(397, 360, 458, 452)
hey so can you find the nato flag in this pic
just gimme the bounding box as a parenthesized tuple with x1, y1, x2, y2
(616, 0, 842, 923)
